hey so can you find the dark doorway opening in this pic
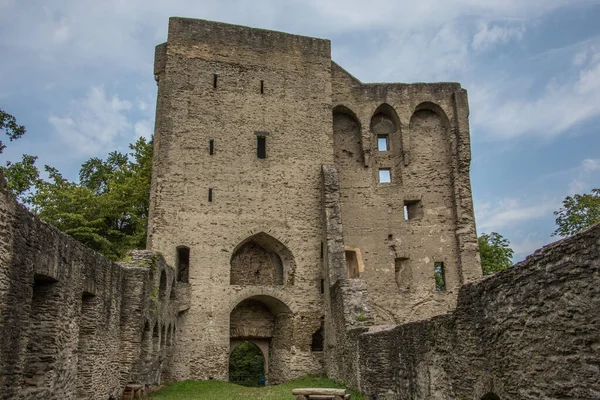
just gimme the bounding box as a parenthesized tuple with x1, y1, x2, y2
(229, 341, 265, 387)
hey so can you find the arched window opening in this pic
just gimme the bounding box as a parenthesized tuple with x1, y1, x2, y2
(159, 270, 167, 299)
(142, 320, 152, 361)
(177, 246, 190, 283)
(370, 104, 400, 153)
(166, 324, 172, 346)
(230, 232, 295, 286)
(152, 323, 159, 352)
(229, 341, 265, 387)
(311, 325, 324, 352)
(25, 275, 59, 388)
(170, 278, 176, 300)
(77, 292, 96, 397)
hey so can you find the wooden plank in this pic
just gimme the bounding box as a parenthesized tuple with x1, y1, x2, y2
(292, 388, 347, 396)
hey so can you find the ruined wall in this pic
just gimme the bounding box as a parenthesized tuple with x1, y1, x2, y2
(0, 173, 186, 400)
(148, 17, 332, 382)
(356, 224, 600, 399)
(331, 63, 481, 326)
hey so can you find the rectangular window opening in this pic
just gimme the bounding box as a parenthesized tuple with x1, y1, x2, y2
(213, 74, 218, 89)
(177, 247, 190, 283)
(434, 262, 446, 292)
(345, 250, 360, 279)
(320, 278, 325, 295)
(260, 80, 264, 94)
(404, 200, 423, 220)
(378, 135, 389, 151)
(257, 136, 266, 159)
(208, 188, 213, 202)
(209, 139, 214, 155)
(379, 168, 391, 183)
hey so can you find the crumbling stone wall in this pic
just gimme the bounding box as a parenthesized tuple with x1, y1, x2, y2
(331, 63, 481, 326)
(0, 172, 188, 400)
(356, 224, 600, 399)
(147, 17, 481, 383)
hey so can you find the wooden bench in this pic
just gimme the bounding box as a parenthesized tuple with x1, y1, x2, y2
(292, 388, 350, 400)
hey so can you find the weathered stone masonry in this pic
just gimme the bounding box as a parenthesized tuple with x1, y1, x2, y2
(147, 17, 481, 384)
(353, 224, 600, 399)
(0, 172, 189, 400)
(2, 16, 598, 400)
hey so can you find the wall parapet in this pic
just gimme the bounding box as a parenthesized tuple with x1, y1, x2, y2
(356, 223, 600, 399)
(0, 172, 188, 399)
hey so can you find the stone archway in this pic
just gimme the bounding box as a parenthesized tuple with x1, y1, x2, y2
(229, 295, 293, 384)
(229, 340, 266, 386)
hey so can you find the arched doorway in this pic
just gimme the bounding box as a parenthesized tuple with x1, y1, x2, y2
(229, 341, 265, 386)
(229, 295, 293, 384)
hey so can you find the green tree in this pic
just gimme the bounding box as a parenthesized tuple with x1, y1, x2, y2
(553, 188, 600, 237)
(2, 154, 40, 200)
(478, 232, 514, 275)
(229, 341, 265, 386)
(28, 137, 153, 260)
(0, 108, 26, 154)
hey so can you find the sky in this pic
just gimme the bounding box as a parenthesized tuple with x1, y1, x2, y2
(1, 0, 600, 261)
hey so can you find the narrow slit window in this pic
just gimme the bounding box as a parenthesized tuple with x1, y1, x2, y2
(209, 139, 214, 155)
(260, 80, 264, 94)
(320, 278, 325, 294)
(379, 169, 391, 183)
(208, 188, 213, 202)
(257, 136, 266, 159)
(434, 262, 446, 292)
(378, 135, 389, 151)
(213, 74, 218, 89)
(177, 247, 190, 283)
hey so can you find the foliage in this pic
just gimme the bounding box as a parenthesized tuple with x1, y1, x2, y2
(434, 262, 446, 290)
(149, 375, 368, 400)
(0, 108, 26, 154)
(553, 188, 600, 237)
(2, 154, 39, 200)
(2, 130, 153, 260)
(478, 232, 514, 275)
(229, 341, 265, 387)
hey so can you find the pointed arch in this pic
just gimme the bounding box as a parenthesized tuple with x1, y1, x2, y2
(413, 101, 451, 128)
(370, 103, 401, 135)
(230, 232, 296, 286)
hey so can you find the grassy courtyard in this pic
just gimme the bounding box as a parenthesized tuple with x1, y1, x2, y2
(148, 375, 367, 400)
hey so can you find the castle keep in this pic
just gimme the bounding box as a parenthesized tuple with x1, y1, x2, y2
(0, 17, 598, 400)
(147, 17, 481, 382)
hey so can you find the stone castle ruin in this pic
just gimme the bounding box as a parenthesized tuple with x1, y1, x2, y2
(0, 17, 598, 400)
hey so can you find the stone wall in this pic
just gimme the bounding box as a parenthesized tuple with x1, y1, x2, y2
(147, 17, 333, 382)
(0, 172, 188, 400)
(331, 63, 481, 326)
(355, 223, 600, 399)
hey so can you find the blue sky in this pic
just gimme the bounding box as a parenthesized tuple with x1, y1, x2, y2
(1, 0, 599, 261)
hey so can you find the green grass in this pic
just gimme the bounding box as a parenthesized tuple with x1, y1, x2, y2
(148, 375, 367, 400)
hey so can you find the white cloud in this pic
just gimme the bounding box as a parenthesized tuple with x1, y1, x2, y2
(476, 197, 558, 232)
(49, 86, 144, 156)
(472, 21, 524, 51)
(471, 42, 600, 141)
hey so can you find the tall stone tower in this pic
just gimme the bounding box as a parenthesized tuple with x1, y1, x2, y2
(148, 17, 481, 383)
